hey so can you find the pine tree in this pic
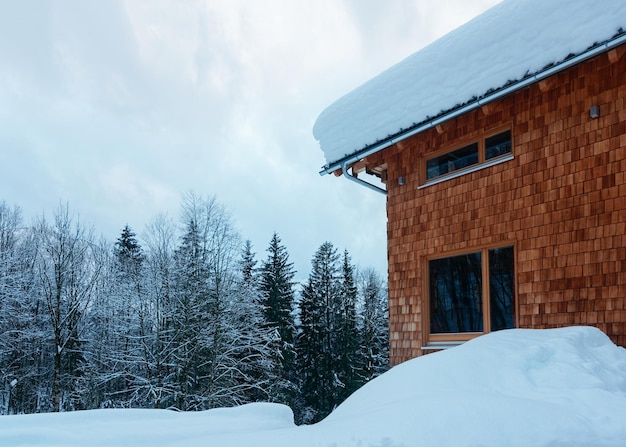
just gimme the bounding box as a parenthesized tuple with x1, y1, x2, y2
(335, 250, 362, 403)
(358, 268, 389, 382)
(164, 192, 280, 409)
(0, 196, 390, 416)
(82, 224, 151, 409)
(114, 225, 144, 279)
(236, 241, 264, 401)
(240, 240, 257, 286)
(296, 241, 341, 423)
(259, 233, 297, 405)
(171, 216, 212, 410)
(113, 225, 146, 405)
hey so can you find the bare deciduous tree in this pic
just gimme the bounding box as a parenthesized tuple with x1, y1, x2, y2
(35, 203, 104, 411)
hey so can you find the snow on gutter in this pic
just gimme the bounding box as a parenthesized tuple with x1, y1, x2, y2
(319, 32, 626, 180)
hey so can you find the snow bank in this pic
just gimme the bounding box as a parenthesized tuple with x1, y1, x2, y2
(0, 402, 296, 447)
(322, 326, 626, 447)
(1, 326, 625, 447)
(313, 0, 626, 167)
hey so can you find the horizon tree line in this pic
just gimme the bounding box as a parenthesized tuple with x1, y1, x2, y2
(0, 195, 388, 423)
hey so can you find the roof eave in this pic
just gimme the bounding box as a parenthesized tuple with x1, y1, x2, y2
(319, 31, 626, 176)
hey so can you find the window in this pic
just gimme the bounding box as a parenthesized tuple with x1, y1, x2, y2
(429, 252, 483, 333)
(485, 130, 512, 160)
(427, 245, 515, 342)
(424, 129, 512, 182)
(426, 143, 478, 179)
(488, 246, 516, 331)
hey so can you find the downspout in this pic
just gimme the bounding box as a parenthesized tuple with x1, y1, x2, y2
(341, 161, 387, 195)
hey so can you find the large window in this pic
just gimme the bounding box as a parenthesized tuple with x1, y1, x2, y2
(425, 129, 512, 182)
(427, 245, 515, 342)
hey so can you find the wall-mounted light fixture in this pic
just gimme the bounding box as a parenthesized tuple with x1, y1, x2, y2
(590, 105, 600, 119)
(398, 176, 405, 186)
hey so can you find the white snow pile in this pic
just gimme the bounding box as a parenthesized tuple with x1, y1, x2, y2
(313, 0, 626, 167)
(2, 326, 625, 447)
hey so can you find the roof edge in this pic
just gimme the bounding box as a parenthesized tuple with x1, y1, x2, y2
(319, 29, 626, 176)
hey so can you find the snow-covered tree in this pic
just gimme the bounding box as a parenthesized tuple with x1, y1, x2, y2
(84, 225, 149, 409)
(296, 241, 342, 423)
(240, 240, 257, 286)
(170, 212, 214, 410)
(34, 203, 104, 411)
(357, 268, 389, 382)
(142, 213, 178, 409)
(259, 233, 298, 406)
(112, 225, 148, 404)
(0, 196, 389, 416)
(0, 202, 42, 414)
(295, 243, 382, 423)
(214, 246, 279, 406)
(335, 250, 361, 403)
(164, 192, 280, 409)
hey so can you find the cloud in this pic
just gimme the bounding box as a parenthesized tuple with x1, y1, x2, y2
(0, 0, 501, 278)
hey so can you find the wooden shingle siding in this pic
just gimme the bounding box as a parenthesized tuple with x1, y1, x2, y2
(369, 44, 626, 366)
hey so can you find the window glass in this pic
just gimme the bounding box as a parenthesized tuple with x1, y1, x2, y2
(426, 143, 479, 179)
(485, 130, 512, 160)
(429, 252, 483, 333)
(489, 246, 515, 331)
(428, 246, 515, 338)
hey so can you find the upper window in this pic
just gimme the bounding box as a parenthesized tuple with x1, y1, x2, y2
(425, 129, 512, 182)
(426, 143, 478, 179)
(485, 130, 512, 160)
(427, 245, 515, 342)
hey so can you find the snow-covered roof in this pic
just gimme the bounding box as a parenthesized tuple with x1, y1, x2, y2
(314, 0, 626, 174)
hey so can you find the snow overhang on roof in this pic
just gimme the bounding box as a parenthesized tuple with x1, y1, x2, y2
(314, 0, 626, 176)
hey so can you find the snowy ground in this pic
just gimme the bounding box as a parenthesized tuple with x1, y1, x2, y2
(2, 326, 625, 447)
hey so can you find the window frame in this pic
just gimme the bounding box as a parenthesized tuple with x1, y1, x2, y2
(422, 126, 513, 186)
(423, 243, 517, 346)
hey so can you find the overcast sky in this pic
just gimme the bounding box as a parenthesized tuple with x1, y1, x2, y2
(0, 0, 499, 279)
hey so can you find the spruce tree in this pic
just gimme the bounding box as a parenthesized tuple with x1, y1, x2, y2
(335, 250, 362, 403)
(166, 192, 280, 409)
(358, 268, 389, 382)
(240, 240, 257, 286)
(114, 225, 144, 279)
(259, 233, 297, 405)
(87, 224, 148, 408)
(171, 216, 212, 410)
(236, 240, 273, 403)
(296, 241, 341, 423)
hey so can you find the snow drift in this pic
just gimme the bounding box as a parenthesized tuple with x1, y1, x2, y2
(1, 326, 625, 447)
(322, 326, 626, 446)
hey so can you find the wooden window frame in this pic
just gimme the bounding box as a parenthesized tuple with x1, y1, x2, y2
(422, 125, 513, 185)
(423, 242, 517, 346)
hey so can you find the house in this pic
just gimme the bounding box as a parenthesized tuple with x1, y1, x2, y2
(314, 0, 626, 366)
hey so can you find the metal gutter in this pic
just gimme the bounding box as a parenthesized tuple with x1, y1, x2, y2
(319, 33, 626, 178)
(341, 162, 386, 195)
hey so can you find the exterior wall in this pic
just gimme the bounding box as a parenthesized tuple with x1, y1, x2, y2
(368, 45, 626, 366)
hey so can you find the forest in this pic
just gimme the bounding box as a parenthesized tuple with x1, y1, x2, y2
(0, 193, 388, 424)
